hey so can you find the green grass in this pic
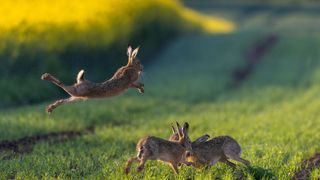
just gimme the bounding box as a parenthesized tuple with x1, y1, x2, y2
(1, 31, 320, 179)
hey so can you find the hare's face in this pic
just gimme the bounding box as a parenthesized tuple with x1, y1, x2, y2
(131, 59, 144, 72)
(182, 136, 193, 155)
(179, 123, 193, 156)
(172, 122, 193, 160)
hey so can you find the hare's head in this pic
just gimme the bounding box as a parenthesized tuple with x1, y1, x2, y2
(175, 122, 193, 155)
(127, 46, 143, 72)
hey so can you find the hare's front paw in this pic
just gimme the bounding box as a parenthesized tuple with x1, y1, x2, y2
(41, 73, 51, 80)
(46, 105, 54, 113)
(137, 165, 144, 172)
(138, 86, 144, 94)
(124, 167, 130, 175)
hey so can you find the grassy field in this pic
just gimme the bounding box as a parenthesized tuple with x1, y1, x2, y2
(1, 31, 320, 179)
(1, 1, 320, 180)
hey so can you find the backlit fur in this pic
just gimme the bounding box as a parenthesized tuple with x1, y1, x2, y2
(125, 122, 192, 174)
(41, 46, 144, 113)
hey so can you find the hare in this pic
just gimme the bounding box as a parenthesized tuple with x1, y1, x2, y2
(186, 136, 250, 168)
(41, 46, 144, 113)
(171, 125, 250, 169)
(125, 122, 193, 174)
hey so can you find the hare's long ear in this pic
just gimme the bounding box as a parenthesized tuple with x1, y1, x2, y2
(127, 46, 133, 64)
(182, 122, 189, 138)
(131, 47, 139, 59)
(176, 122, 183, 138)
(193, 134, 210, 146)
(127, 46, 132, 57)
(171, 125, 177, 134)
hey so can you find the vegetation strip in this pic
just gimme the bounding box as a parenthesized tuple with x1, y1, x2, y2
(0, 127, 94, 157)
(184, 1, 320, 13)
(230, 34, 278, 87)
(293, 152, 320, 179)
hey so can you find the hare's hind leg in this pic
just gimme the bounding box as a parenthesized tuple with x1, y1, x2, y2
(209, 157, 220, 166)
(219, 158, 236, 169)
(137, 157, 147, 172)
(131, 82, 144, 93)
(41, 73, 77, 95)
(225, 152, 250, 166)
(235, 157, 250, 166)
(41, 73, 64, 87)
(125, 157, 140, 174)
(169, 162, 179, 174)
(46, 97, 80, 113)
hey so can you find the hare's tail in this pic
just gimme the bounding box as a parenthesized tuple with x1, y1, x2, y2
(76, 69, 85, 83)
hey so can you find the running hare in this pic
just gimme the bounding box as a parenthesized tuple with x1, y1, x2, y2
(125, 122, 193, 174)
(171, 125, 250, 169)
(41, 46, 144, 113)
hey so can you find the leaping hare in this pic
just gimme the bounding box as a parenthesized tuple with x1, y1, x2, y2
(171, 125, 250, 169)
(41, 46, 144, 113)
(125, 122, 193, 174)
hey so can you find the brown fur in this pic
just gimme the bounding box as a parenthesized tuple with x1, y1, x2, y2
(168, 126, 210, 168)
(187, 135, 250, 168)
(125, 122, 192, 174)
(170, 125, 250, 169)
(41, 46, 144, 113)
(169, 125, 210, 147)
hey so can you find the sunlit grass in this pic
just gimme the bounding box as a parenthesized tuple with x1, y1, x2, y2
(1, 1, 319, 179)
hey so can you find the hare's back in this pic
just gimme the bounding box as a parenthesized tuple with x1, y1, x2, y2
(197, 136, 240, 154)
(195, 136, 226, 154)
(136, 136, 162, 155)
(75, 81, 125, 98)
(72, 81, 100, 97)
(140, 136, 183, 159)
(221, 136, 242, 155)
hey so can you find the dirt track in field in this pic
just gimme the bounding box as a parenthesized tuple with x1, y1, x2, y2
(0, 126, 94, 160)
(293, 152, 320, 179)
(230, 34, 279, 87)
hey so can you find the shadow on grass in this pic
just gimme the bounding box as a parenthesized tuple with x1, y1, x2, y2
(246, 166, 276, 180)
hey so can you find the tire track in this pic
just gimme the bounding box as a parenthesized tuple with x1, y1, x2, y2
(230, 34, 279, 88)
(0, 126, 94, 160)
(293, 152, 320, 180)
